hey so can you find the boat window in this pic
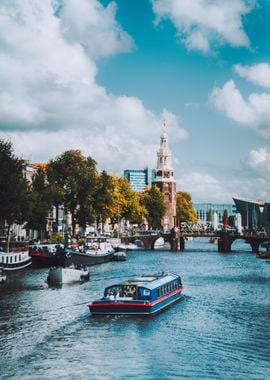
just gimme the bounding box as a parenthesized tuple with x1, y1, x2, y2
(14, 255, 17, 262)
(105, 286, 122, 298)
(123, 285, 136, 298)
(19, 255, 21, 261)
(138, 287, 151, 300)
(10, 256, 12, 264)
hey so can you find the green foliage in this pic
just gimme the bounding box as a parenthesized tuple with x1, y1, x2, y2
(0, 139, 31, 232)
(94, 171, 115, 227)
(26, 168, 52, 239)
(141, 185, 165, 229)
(176, 191, 197, 224)
(50, 233, 64, 244)
(47, 150, 97, 235)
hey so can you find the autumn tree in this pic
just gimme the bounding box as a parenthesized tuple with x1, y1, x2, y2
(0, 139, 31, 240)
(103, 176, 147, 233)
(93, 171, 115, 231)
(176, 191, 197, 225)
(141, 185, 165, 229)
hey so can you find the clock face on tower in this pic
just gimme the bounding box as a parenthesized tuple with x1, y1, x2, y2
(164, 171, 170, 178)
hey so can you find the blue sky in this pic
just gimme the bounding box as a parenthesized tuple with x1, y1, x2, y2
(1, 0, 270, 203)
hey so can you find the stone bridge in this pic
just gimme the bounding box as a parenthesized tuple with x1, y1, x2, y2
(121, 230, 270, 253)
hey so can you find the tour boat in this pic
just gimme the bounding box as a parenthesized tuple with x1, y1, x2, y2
(65, 241, 115, 266)
(47, 265, 89, 285)
(0, 241, 32, 272)
(87, 272, 183, 315)
(29, 243, 66, 267)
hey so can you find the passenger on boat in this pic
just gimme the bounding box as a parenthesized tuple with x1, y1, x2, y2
(106, 292, 114, 301)
(114, 290, 120, 300)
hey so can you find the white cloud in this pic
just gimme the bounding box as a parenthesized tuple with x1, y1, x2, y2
(176, 171, 234, 202)
(234, 63, 270, 89)
(210, 80, 270, 138)
(59, 0, 134, 59)
(151, 0, 253, 53)
(0, 0, 188, 174)
(248, 147, 270, 172)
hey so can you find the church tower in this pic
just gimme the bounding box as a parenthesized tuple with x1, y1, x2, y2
(153, 122, 176, 231)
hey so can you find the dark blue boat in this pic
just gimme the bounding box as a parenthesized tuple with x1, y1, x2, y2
(87, 272, 183, 315)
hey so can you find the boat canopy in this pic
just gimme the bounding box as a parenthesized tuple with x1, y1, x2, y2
(106, 273, 180, 291)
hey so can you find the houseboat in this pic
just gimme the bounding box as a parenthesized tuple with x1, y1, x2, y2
(0, 241, 32, 272)
(29, 243, 66, 267)
(87, 272, 183, 315)
(65, 240, 115, 266)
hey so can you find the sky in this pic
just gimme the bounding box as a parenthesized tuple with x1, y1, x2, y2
(1, 0, 270, 203)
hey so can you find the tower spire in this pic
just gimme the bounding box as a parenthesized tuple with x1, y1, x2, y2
(152, 122, 176, 231)
(155, 121, 174, 178)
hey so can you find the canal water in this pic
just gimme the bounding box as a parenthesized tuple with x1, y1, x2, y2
(1, 238, 270, 380)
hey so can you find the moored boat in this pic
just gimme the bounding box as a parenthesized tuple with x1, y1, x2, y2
(65, 241, 115, 266)
(116, 243, 141, 252)
(87, 272, 183, 315)
(0, 241, 32, 272)
(29, 243, 66, 267)
(256, 250, 270, 259)
(47, 265, 89, 284)
(113, 251, 127, 261)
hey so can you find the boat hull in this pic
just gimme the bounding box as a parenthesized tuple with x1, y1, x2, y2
(256, 252, 270, 259)
(48, 267, 89, 284)
(0, 242, 32, 272)
(29, 244, 66, 268)
(30, 251, 66, 267)
(113, 252, 127, 261)
(0, 255, 32, 272)
(65, 249, 114, 266)
(0, 269, 7, 283)
(88, 288, 183, 315)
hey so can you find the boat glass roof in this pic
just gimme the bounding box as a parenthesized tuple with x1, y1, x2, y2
(107, 273, 179, 290)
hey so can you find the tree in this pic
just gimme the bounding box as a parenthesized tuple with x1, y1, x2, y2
(0, 139, 31, 241)
(26, 167, 52, 240)
(93, 171, 115, 231)
(176, 191, 197, 225)
(141, 185, 165, 229)
(47, 150, 97, 236)
(116, 177, 147, 228)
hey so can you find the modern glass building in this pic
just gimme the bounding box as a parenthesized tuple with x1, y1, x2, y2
(232, 197, 269, 230)
(194, 203, 237, 224)
(124, 168, 155, 192)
